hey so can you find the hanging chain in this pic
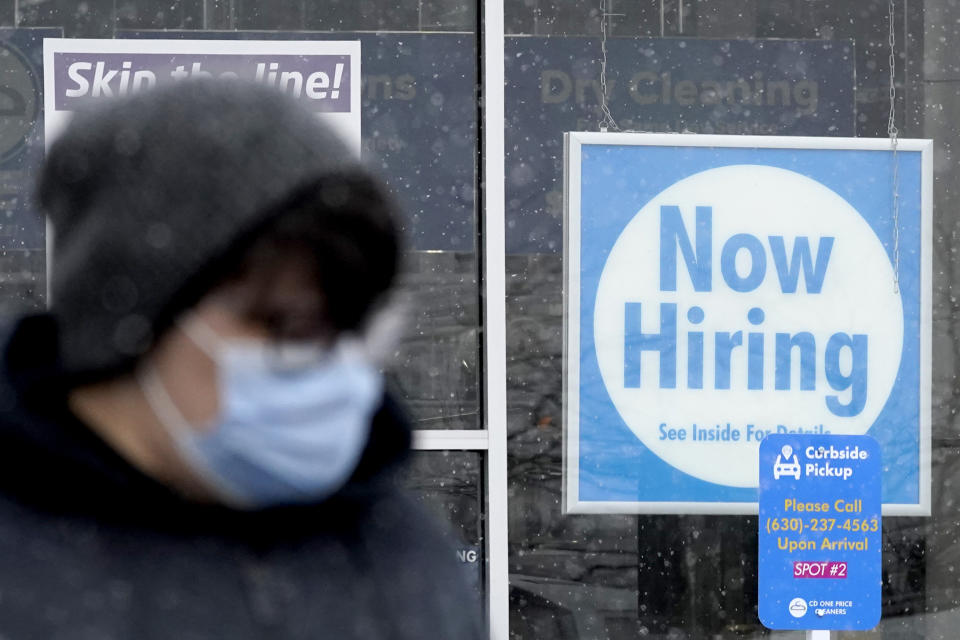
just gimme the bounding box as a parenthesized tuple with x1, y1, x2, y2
(598, 0, 620, 132)
(888, 0, 901, 293)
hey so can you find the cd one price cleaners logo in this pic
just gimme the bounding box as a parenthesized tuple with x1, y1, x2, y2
(594, 165, 903, 488)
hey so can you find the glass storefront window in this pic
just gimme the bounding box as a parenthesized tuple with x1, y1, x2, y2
(2, 0, 489, 615)
(3, 0, 482, 430)
(402, 450, 485, 598)
(0, 26, 47, 316)
(8, 0, 960, 637)
(504, 1, 948, 638)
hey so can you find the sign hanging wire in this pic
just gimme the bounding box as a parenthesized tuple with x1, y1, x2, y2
(888, 0, 901, 294)
(598, 0, 622, 132)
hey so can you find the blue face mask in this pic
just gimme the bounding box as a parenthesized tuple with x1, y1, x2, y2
(138, 318, 383, 509)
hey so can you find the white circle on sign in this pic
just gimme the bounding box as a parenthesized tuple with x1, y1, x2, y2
(594, 165, 903, 488)
(789, 598, 808, 618)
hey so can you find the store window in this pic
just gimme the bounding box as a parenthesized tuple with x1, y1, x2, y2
(0, 0, 486, 619)
(505, 1, 945, 638)
(5, 0, 481, 431)
(404, 450, 486, 598)
(5, 0, 960, 637)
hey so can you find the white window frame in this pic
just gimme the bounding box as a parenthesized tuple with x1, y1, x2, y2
(411, 1, 508, 638)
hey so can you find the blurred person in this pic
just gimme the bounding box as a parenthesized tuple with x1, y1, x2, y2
(0, 80, 484, 639)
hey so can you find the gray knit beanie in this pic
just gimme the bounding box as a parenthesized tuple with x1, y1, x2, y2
(38, 79, 374, 380)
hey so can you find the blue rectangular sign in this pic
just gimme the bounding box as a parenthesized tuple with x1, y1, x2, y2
(758, 434, 881, 630)
(563, 133, 931, 515)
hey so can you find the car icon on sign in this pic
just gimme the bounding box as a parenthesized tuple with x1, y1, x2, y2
(773, 446, 802, 480)
(774, 458, 801, 480)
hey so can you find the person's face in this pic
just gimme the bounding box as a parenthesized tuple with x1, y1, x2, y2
(146, 256, 328, 431)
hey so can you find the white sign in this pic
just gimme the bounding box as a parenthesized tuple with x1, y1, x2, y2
(43, 38, 361, 153)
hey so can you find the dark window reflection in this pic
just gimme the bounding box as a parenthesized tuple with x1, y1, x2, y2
(115, 1, 202, 30)
(401, 450, 484, 598)
(18, 0, 114, 37)
(0, 28, 51, 316)
(0, 2, 14, 27)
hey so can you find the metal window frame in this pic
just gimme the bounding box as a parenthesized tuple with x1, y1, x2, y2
(409, 1, 508, 638)
(480, 0, 509, 635)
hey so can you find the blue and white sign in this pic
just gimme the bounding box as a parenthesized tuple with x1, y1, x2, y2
(563, 133, 932, 515)
(758, 434, 881, 630)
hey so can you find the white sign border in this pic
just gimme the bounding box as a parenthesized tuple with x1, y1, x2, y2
(562, 132, 933, 517)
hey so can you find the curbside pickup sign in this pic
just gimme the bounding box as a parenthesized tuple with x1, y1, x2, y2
(562, 132, 931, 515)
(758, 434, 881, 630)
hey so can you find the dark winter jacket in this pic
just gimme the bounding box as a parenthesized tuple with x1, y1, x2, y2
(0, 315, 485, 639)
